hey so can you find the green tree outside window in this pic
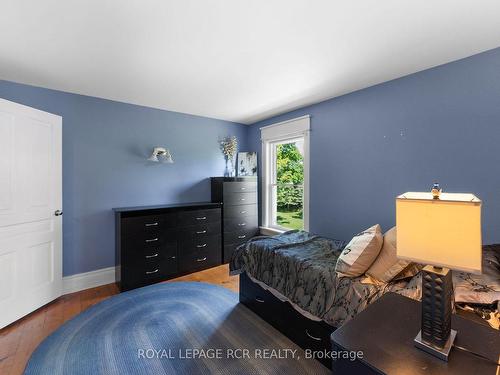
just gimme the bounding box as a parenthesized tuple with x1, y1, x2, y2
(276, 142, 304, 230)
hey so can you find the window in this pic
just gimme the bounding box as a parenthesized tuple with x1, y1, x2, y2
(261, 116, 310, 232)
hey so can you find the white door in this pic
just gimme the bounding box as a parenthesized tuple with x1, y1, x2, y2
(0, 98, 62, 329)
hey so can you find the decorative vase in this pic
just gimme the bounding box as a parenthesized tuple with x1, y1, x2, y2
(224, 156, 235, 177)
(224, 157, 230, 177)
(229, 158, 235, 177)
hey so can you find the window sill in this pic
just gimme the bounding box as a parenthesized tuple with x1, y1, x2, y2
(259, 226, 286, 236)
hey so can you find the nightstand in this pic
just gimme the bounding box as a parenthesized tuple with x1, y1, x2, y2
(330, 292, 500, 374)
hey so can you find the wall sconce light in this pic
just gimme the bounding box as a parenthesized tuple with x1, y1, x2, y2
(148, 147, 174, 163)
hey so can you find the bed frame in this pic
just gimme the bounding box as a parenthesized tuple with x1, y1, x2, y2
(239, 272, 336, 369)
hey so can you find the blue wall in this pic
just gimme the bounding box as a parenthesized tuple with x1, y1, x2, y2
(2, 46, 499, 277)
(0, 81, 248, 276)
(248, 47, 500, 245)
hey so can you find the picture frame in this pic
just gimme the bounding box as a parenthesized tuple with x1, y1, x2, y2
(237, 152, 257, 176)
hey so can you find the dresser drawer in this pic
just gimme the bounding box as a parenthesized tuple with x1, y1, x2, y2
(178, 208, 221, 227)
(224, 216, 258, 233)
(125, 242, 177, 261)
(122, 229, 176, 249)
(223, 204, 257, 218)
(223, 192, 257, 206)
(123, 255, 178, 288)
(180, 235, 221, 255)
(223, 181, 257, 194)
(179, 222, 221, 241)
(178, 247, 220, 273)
(122, 214, 177, 237)
(224, 228, 259, 245)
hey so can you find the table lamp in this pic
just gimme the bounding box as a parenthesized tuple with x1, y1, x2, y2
(396, 189, 482, 361)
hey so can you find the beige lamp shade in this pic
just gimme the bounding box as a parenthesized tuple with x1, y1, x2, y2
(396, 192, 482, 274)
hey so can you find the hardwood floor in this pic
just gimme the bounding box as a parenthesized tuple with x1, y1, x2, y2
(0, 264, 239, 375)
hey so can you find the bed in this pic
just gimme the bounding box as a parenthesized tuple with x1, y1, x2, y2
(230, 230, 500, 368)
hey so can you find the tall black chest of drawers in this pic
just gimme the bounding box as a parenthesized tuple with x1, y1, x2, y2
(211, 177, 259, 263)
(114, 202, 222, 292)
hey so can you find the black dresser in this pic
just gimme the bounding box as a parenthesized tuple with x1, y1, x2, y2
(114, 202, 222, 291)
(211, 177, 259, 263)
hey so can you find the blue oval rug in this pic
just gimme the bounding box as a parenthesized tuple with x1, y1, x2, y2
(24, 282, 328, 374)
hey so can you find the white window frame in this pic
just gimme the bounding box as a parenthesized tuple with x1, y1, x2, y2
(261, 115, 310, 233)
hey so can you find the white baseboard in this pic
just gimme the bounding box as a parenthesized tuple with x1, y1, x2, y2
(63, 266, 116, 295)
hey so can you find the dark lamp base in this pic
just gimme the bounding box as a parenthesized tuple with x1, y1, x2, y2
(415, 329, 457, 361)
(417, 265, 455, 361)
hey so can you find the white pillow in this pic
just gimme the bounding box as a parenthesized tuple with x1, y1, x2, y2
(336, 224, 383, 277)
(366, 227, 413, 283)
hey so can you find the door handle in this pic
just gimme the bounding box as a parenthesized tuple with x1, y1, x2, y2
(145, 222, 158, 227)
(196, 257, 207, 262)
(146, 269, 159, 275)
(145, 238, 159, 243)
(196, 216, 207, 220)
(54, 210, 63, 216)
(238, 235, 246, 239)
(196, 243, 207, 248)
(237, 223, 246, 227)
(145, 253, 158, 258)
(196, 230, 207, 234)
(255, 297, 265, 303)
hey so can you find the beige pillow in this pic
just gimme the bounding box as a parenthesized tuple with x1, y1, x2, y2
(366, 226, 412, 283)
(336, 224, 383, 277)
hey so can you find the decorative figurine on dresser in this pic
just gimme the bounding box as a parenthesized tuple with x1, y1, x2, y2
(114, 202, 222, 292)
(211, 177, 259, 263)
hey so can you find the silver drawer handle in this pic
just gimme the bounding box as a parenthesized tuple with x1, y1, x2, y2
(240, 187, 246, 190)
(196, 243, 207, 248)
(237, 223, 246, 227)
(240, 211, 247, 214)
(170, 256, 176, 259)
(146, 269, 159, 275)
(255, 297, 265, 303)
(145, 238, 158, 243)
(240, 198, 246, 201)
(196, 216, 207, 220)
(145, 253, 158, 258)
(305, 329, 322, 341)
(145, 222, 158, 227)
(238, 235, 246, 239)
(196, 230, 207, 234)
(196, 257, 207, 262)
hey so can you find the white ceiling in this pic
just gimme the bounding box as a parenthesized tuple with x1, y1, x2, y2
(1, 1, 500, 124)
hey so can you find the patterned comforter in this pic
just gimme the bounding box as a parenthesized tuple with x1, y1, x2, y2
(230, 231, 421, 327)
(230, 231, 499, 329)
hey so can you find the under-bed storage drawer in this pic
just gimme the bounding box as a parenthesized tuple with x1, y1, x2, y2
(239, 272, 335, 369)
(239, 274, 287, 328)
(281, 302, 335, 354)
